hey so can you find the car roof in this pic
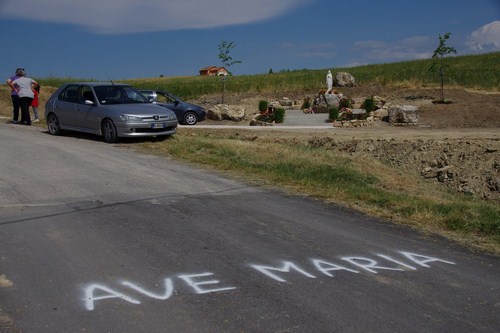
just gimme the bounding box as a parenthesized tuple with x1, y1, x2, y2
(63, 82, 130, 87)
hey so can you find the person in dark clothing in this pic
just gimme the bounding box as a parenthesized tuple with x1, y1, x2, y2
(5, 68, 23, 123)
(7, 69, 38, 126)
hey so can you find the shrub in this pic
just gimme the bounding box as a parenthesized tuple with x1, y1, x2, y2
(339, 97, 353, 109)
(328, 106, 339, 120)
(274, 108, 285, 123)
(256, 108, 285, 123)
(338, 108, 353, 120)
(259, 100, 269, 112)
(362, 96, 377, 113)
(301, 97, 311, 109)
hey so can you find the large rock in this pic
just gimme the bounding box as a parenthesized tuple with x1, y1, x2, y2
(312, 92, 344, 112)
(324, 92, 343, 107)
(334, 72, 356, 87)
(388, 105, 419, 124)
(279, 97, 293, 107)
(269, 98, 294, 109)
(207, 104, 246, 121)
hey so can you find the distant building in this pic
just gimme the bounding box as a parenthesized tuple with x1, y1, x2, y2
(199, 66, 228, 76)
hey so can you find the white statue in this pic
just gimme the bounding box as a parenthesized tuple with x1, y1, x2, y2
(326, 70, 333, 92)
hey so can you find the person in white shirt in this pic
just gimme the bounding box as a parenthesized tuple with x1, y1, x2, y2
(8, 69, 38, 125)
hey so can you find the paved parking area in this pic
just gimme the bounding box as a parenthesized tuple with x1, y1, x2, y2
(276, 109, 331, 127)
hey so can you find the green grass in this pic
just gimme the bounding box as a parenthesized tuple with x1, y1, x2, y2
(34, 52, 500, 99)
(127, 52, 500, 97)
(138, 131, 500, 254)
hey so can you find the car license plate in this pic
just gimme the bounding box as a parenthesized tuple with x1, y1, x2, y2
(151, 123, 165, 129)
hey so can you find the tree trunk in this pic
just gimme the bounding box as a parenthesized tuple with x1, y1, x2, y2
(439, 55, 444, 101)
(221, 77, 226, 104)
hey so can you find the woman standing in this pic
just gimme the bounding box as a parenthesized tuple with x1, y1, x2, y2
(5, 68, 22, 123)
(8, 69, 38, 125)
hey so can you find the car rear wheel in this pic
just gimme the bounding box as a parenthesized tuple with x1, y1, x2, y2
(102, 119, 118, 143)
(183, 111, 198, 125)
(47, 113, 61, 135)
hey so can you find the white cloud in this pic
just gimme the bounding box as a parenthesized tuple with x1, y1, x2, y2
(466, 21, 500, 52)
(0, 0, 310, 34)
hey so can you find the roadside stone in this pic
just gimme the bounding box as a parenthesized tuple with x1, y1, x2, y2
(207, 104, 246, 121)
(280, 98, 293, 107)
(388, 105, 419, 125)
(249, 119, 274, 126)
(372, 108, 388, 120)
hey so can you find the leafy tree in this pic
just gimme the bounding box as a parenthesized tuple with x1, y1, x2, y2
(217, 40, 241, 103)
(218, 40, 241, 74)
(430, 32, 457, 101)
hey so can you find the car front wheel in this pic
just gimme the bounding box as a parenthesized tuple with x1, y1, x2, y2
(102, 119, 118, 143)
(47, 113, 61, 135)
(183, 111, 198, 125)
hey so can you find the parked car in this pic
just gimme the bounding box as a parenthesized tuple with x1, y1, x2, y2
(45, 83, 178, 143)
(140, 90, 206, 125)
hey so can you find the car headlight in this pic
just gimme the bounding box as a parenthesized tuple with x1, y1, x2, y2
(120, 114, 142, 121)
(167, 114, 177, 120)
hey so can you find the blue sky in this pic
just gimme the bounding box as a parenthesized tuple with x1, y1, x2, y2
(1, 0, 499, 80)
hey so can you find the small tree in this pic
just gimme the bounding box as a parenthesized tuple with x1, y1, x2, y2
(274, 108, 285, 123)
(218, 40, 241, 103)
(430, 32, 457, 102)
(362, 96, 377, 113)
(258, 100, 269, 113)
(328, 106, 339, 121)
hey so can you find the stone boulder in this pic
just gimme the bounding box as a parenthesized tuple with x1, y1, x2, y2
(334, 72, 356, 87)
(279, 97, 293, 107)
(388, 105, 419, 125)
(312, 92, 344, 112)
(269, 101, 281, 109)
(372, 108, 388, 120)
(269, 98, 294, 109)
(324, 92, 343, 107)
(207, 104, 246, 121)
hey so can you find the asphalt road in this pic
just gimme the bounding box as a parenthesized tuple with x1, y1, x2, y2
(0, 124, 499, 333)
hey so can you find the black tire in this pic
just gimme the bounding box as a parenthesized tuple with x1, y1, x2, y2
(47, 113, 61, 135)
(183, 111, 198, 125)
(102, 119, 118, 143)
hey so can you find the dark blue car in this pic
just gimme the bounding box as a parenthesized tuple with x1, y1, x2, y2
(140, 90, 206, 125)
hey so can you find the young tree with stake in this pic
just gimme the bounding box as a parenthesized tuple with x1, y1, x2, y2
(218, 40, 241, 103)
(430, 32, 457, 102)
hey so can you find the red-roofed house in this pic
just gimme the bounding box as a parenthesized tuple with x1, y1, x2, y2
(199, 66, 228, 76)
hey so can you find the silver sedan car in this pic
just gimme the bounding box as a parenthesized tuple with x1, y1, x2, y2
(45, 82, 178, 143)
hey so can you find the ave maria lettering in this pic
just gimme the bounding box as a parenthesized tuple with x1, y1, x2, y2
(83, 250, 455, 311)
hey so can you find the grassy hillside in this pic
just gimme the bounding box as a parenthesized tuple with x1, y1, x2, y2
(36, 52, 500, 100)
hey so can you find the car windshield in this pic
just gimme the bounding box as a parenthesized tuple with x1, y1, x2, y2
(94, 85, 149, 105)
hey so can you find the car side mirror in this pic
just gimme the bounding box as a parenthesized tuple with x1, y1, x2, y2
(174, 100, 180, 106)
(84, 100, 95, 105)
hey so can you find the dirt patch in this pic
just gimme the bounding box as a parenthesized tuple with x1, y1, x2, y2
(189, 86, 500, 203)
(192, 86, 500, 128)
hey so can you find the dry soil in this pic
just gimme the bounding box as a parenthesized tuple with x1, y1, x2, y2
(190, 86, 500, 203)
